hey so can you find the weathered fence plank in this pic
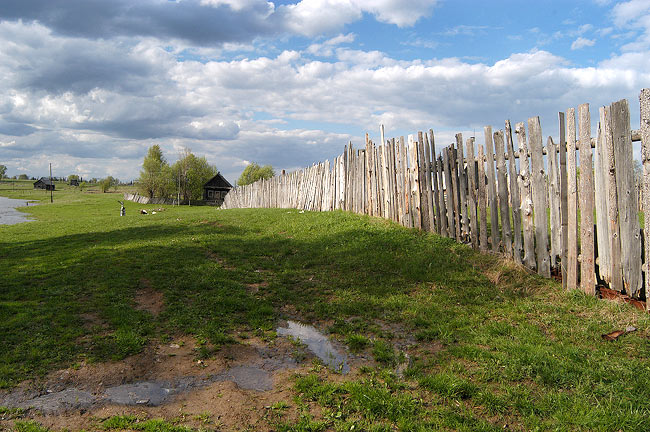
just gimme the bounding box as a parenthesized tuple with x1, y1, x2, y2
(558, 113, 569, 290)
(443, 146, 456, 239)
(595, 110, 611, 285)
(611, 99, 642, 297)
(456, 133, 469, 240)
(566, 108, 579, 290)
(484, 126, 500, 252)
(437, 155, 448, 236)
(505, 120, 523, 264)
(477, 143, 489, 251)
(424, 132, 435, 232)
(494, 130, 513, 257)
(640, 88, 650, 309)
(548, 137, 561, 269)
(528, 117, 550, 277)
(578, 104, 596, 295)
(466, 137, 479, 249)
(517, 122, 536, 270)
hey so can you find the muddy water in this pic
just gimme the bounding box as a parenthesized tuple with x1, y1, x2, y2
(277, 321, 350, 374)
(0, 197, 36, 225)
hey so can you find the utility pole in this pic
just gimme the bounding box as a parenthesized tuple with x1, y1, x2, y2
(49, 163, 53, 203)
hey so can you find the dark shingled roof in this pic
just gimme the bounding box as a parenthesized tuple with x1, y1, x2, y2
(204, 172, 233, 189)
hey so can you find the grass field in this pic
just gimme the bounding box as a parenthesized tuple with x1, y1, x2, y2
(2, 187, 650, 431)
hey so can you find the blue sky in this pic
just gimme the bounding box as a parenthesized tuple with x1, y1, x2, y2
(0, 0, 649, 183)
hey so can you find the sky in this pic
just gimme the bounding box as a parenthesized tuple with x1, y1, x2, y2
(0, 0, 649, 184)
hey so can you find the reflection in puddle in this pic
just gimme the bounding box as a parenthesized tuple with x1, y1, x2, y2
(277, 321, 350, 374)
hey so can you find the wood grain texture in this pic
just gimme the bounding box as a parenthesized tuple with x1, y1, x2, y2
(430, 130, 442, 234)
(528, 117, 550, 277)
(494, 130, 513, 257)
(595, 109, 611, 285)
(566, 108, 579, 290)
(477, 143, 489, 251)
(611, 99, 642, 297)
(578, 104, 596, 295)
(437, 155, 448, 236)
(466, 137, 479, 249)
(505, 120, 523, 264)
(640, 89, 650, 309)
(484, 126, 500, 252)
(547, 137, 561, 268)
(456, 133, 469, 240)
(443, 146, 456, 239)
(517, 122, 536, 270)
(558, 113, 569, 290)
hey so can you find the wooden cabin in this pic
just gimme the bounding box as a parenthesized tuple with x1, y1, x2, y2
(203, 173, 233, 204)
(33, 177, 55, 191)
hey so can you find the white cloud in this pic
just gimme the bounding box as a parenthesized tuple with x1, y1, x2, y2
(571, 37, 596, 49)
(279, 0, 438, 36)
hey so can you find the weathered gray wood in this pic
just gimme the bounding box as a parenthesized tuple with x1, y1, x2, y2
(494, 130, 513, 257)
(566, 108, 579, 290)
(505, 120, 522, 264)
(456, 133, 469, 240)
(528, 117, 550, 277)
(558, 113, 569, 289)
(640, 89, 650, 309)
(401, 136, 412, 228)
(443, 146, 456, 238)
(395, 138, 404, 225)
(548, 137, 561, 269)
(477, 143, 488, 251)
(430, 130, 442, 234)
(594, 110, 611, 285)
(578, 104, 596, 295)
(449, 144, 461, 239)
(466, 137, 479, 249)
(611, 99, 642, 297)
(436, 156, 447, 236)
(517, 122, 536, 270)
(424, 132, 435, 232)
(418, 132, 430, 231)
(409, 135, 422, 230)
(484, 126, 500, 252)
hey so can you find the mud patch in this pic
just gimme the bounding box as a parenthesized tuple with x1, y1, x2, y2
(135, 278, 164, 316)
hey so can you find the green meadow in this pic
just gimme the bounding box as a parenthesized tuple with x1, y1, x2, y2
(2, 184, 650, 431)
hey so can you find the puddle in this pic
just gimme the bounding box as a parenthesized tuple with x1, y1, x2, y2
(216, 366, 272, 391)
(0, 197, 36, 225)
(104, 381, 173, 406)
(14, 389, 94, 414)
(276, 321, 350, 374)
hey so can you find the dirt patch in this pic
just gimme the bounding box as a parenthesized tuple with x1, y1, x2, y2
(135, 278, 164, 316)
(0, 335, 319, 431)
(246, 281, 269, 294)
(205, 249, 236, 270)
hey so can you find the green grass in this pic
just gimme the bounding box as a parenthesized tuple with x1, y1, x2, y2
(2, 189, 650, 431)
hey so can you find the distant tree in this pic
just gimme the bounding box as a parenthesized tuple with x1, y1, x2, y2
(18, 174, 28, 180)
(170, 148, 217, 201)
(68, 174, 80, 182)
(237, 163, 275, 186)
(0, 165, 6, 179)
(100, 176, 118, 193)
(138, 145, 172, 198)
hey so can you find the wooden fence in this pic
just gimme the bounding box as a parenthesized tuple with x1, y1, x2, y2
(223, 89, 650, 307)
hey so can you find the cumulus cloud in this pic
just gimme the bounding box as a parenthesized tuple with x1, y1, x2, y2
(1, 1, 649, 182)
(571, 37, 596, 49)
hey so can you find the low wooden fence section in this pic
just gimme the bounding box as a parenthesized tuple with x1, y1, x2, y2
(223, 89, 650, 306)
